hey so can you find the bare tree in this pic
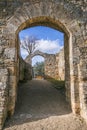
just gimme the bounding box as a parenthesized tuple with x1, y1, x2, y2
(20, 35, 38, 55)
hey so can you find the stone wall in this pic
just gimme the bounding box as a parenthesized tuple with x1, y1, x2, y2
(45, 50, 65, 80)
(0, 0, 87, 129)
(55, 48, 65, 80)
(45, 54, 56, 79)
(19, 57, 32, 81)
(0, 69, 8, 130)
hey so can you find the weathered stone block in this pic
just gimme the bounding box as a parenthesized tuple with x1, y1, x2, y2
(4, 48, 15, 61)
(0, 68, 8, 130)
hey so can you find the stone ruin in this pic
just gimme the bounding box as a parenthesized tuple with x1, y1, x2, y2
(0, 0, 87, 129)
(24, 49, 65, 80)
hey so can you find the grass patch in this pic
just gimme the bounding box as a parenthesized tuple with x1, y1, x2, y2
(47, 78, 65, 93)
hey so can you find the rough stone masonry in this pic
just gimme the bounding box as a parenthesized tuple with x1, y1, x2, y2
(0, 0, 87, 129)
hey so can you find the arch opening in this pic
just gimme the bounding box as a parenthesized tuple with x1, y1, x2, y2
(15, 17, 72, 112)
(32, 55, 45, 79)
(15, 22, 72, 115)
(10, 23, 72, 125)
(18, 25, 65, 82)
(5, 17, 75, 127)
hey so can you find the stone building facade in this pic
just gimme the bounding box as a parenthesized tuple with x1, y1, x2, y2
(0, 0, 87, 129)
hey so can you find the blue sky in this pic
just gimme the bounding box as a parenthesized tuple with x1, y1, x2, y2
(19, 26, 64, 66)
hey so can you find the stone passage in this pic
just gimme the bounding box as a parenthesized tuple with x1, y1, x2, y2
(4, 80, 87, 130)
(0, 0, 87, 129)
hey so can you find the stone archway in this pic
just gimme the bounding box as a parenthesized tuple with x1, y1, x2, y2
(26, 50, 59, 79)
(0, 1, 86, 129)
(6, 16, 75, 116)
(25, 50, 46, 63)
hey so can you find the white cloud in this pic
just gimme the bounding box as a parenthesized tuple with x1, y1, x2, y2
(36, 39, 63, 54)
(20, 39, 63, 59)
(20, 48, 28, 59)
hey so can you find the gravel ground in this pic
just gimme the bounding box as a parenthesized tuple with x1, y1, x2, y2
(4, 79, 87, 130)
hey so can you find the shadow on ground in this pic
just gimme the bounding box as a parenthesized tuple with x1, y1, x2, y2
(4, 79, 71, 129)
